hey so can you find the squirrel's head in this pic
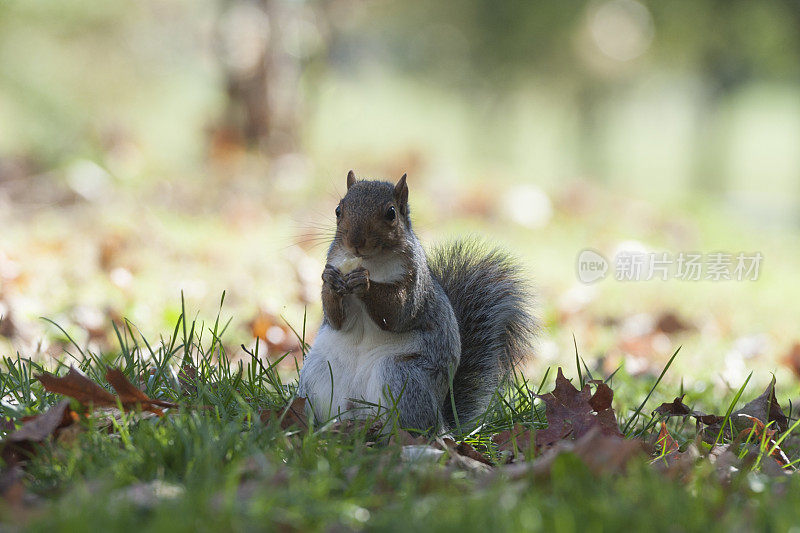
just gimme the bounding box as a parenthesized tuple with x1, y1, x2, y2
(333, 170, 411, 258)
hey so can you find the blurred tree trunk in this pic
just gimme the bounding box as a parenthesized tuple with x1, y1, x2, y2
(215, 0, 321, 156)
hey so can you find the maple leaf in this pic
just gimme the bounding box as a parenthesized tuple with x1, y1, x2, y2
(533, 368, 622, 448)
(491, 424, 533, 459)
(501, 428, 645, 479)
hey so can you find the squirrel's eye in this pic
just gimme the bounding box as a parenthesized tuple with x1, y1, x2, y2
(385, 206, 396, 221)
(335, 205, 342, 218)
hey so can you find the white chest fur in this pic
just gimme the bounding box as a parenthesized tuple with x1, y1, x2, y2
(298, 295, 419, 422)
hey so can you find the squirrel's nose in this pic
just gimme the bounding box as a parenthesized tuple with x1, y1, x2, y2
(350, 235, 366, 251)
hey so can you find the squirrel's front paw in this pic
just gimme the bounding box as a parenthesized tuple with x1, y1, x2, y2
(345, 267, 370, 296)
(322, 264, 348, 295)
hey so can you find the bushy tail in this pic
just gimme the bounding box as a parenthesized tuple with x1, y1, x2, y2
(428, 240, 536, 430)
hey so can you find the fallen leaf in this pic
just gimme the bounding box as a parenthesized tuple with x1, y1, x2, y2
(653, 395, 723, 427)
(35, 367, 116, 407)
(501, 428, 645, 479)
(706, 443, 750, 483)
(736, 414, 792, 468)
(436, 438, 492, 474)
(588, 380, 614, 412)
(491, 424, 533, 458)
(653, 443, 702, 481)
(655, 421, 679, 454)
(105, 368, 177, 415)
(437, 438, 493, 467)
(731, 376, 788, 433)
(1, 400, 78, 465)
(654, 395, 692, 417)
(259, 397, 308, 430)
(35, 367, 176, 416)
(455, 441, 493, 466)
(533, 368, 622, 448)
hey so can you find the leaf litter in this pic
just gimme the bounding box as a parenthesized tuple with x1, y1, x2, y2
(4, 360, 800, 514)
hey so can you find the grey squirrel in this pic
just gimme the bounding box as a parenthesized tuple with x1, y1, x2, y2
(297, 171, 535, 433)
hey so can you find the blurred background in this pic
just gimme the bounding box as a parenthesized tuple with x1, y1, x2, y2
(1, 0, 800, 396)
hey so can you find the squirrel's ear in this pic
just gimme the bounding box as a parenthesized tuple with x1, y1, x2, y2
(394, 173, 408, 214)
(347, 170, 356, 190)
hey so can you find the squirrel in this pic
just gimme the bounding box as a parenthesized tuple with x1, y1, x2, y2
(297, 171, 535, 433)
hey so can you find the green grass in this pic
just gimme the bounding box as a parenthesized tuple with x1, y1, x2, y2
(3, 301, 800, 532)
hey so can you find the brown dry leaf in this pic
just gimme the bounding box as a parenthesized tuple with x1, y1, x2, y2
(708, 443, 748, 483)
(653, 444, 702, 481)
(588, 380, 614, 412)
(654, 395, 692, 417)
(259, 397, 308, 431)
(653, 395, 723, 427)
(36, 367, 117, 407)
(437, 438, 493, 474)
(736, 414, 792, 468)
(533, 368, 622, 449)
(1, 400, 78, 465)
(491, 424, 533, 458)
(731, 376, 788, 433)
(569, 429, 645, 474)
(36, 367, 176, 416)
(455, 441, 493, 466)
(501, 428, 645, 479)
(655, 421, 679, 454)
(105, 368, 177, 415)
(436, 438, 493, 467)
